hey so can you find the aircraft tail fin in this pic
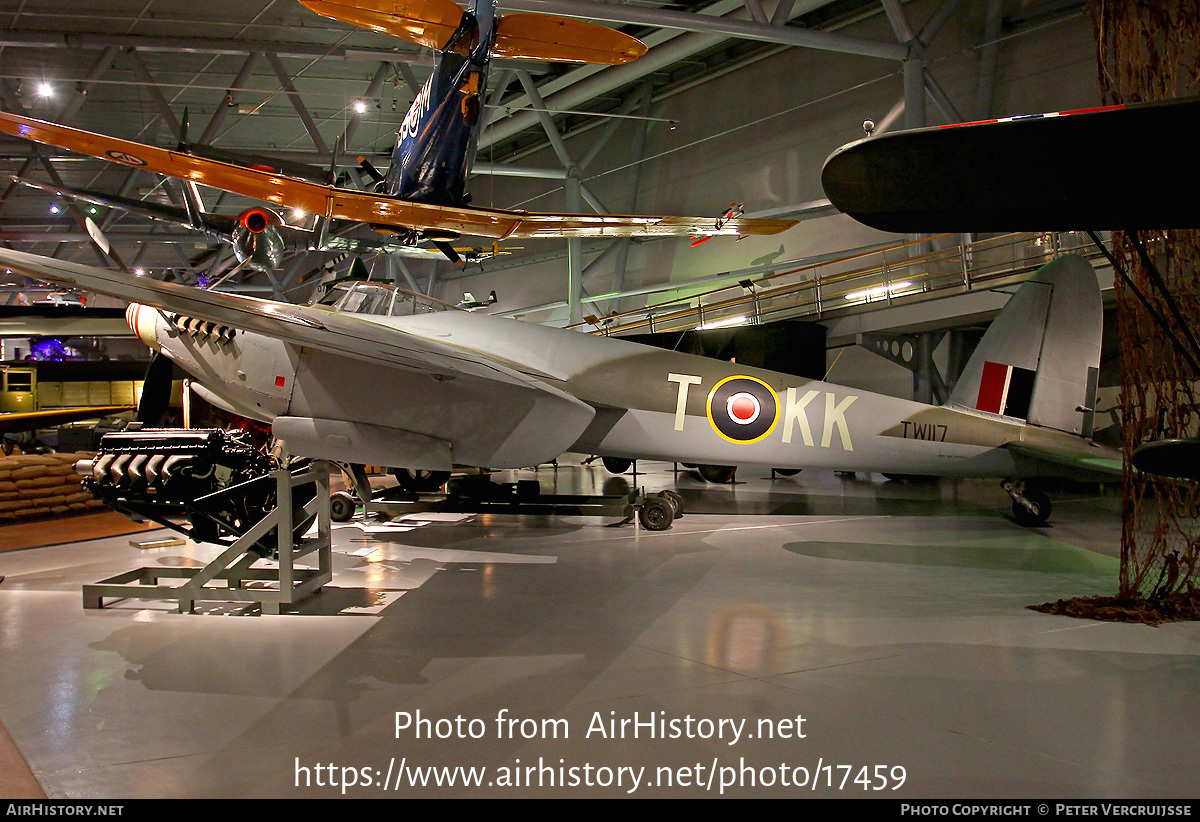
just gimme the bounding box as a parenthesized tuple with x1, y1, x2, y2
(946, 254, 1102, 437)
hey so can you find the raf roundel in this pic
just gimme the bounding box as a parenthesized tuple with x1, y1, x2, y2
(706, 375, 779, 443)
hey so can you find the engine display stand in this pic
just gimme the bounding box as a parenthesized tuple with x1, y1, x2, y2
(83, 461, 333, 614)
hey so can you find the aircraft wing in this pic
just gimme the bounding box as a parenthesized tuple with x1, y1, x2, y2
(0, 111, 796, 241)
(0, 405, 134, 435)
(11, 175, 238, 237)
(821, 97, 1200, 233)
(0, 247, 595, 465)
(1005, 441, 1123, 483)
(12, 176, 466, 262)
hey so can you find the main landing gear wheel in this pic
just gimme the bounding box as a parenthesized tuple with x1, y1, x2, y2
(774, 468, 801, 477)
(697, 464, 736, 484)
(602, 457, 632, 474)
(392, 468, 451, 493)
(329, 491, 356, 523)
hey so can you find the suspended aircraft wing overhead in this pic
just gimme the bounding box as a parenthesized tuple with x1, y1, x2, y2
(821, 97, 1200, 233)
(0, 111, 796, 241)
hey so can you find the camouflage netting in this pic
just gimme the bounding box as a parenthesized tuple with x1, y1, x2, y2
(1036, 2, 1200, 621)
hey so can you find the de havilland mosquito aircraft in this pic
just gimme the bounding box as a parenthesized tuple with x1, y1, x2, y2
(0, 244, 1120, 527)
(0, 0, 796, 263)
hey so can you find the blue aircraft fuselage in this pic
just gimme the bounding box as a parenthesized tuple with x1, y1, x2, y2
(385, 0, 496, 209)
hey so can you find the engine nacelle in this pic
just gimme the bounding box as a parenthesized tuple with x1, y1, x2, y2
(231, 207, 285, 270)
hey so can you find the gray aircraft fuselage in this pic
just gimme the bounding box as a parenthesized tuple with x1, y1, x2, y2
(131, 304, 1114, 480)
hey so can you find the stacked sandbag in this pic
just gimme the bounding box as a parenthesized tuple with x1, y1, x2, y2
(0, 452, 104, 521)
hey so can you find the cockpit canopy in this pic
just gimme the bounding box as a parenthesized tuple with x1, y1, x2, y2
(312, 280, 457, 317)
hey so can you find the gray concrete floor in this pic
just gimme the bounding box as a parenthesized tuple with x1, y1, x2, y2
(0, 460, 1195, 799)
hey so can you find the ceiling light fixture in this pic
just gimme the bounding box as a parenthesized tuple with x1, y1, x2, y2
(844, 281, 913, 302)
(696, 315, 748, 331)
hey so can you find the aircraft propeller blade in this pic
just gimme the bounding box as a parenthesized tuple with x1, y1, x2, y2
(137, 352, 175, 426)
(327, 135, 343, 186)
(177, 107, 190, 153)
(357, 155, 386, 187)
(83, 216, 131, 273)
(432, 240, 463, 266)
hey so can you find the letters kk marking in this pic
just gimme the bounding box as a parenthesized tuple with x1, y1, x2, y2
(668, 373, 857, 451)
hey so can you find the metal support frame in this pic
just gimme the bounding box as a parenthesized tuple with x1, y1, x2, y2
(266, 52, 330, 155)
(974, 0, 1004, 120)
(858, 331, 949, 404)
(199, 52, 263, 146)
(565, 171, 584, 325)
(500, 0, 906, 59)
(126, 48, 184, 141)
(82, 461, 333, 615)
(34, 155, 116, 270)
(516, 68, 593, 324)
(343, 62, 393, 147)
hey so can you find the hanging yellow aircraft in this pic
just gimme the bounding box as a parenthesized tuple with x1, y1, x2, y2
(0, 0, 796, 258)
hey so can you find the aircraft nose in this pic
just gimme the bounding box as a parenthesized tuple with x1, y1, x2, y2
(125, 303, 158, 349)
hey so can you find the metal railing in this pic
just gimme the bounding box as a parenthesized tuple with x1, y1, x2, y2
(572, 231, 1108, 336)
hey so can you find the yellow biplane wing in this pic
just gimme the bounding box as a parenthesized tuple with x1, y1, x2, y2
(299, 0, 647, 64)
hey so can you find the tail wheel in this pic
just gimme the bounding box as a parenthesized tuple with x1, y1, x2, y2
(392, 468, 451, 493)
(1012, 489, 1052, 526)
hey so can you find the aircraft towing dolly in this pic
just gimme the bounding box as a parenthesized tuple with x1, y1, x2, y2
(331, 472, 683, 531)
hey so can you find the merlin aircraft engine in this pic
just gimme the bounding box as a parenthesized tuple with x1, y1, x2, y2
(76, 428, 314, 555)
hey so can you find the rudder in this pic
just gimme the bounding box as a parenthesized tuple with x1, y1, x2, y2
(947, 254, 1102, 436)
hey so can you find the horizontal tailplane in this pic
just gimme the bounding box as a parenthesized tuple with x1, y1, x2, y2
(299, 0, 465, 51)
(495, 14, 647, 64)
